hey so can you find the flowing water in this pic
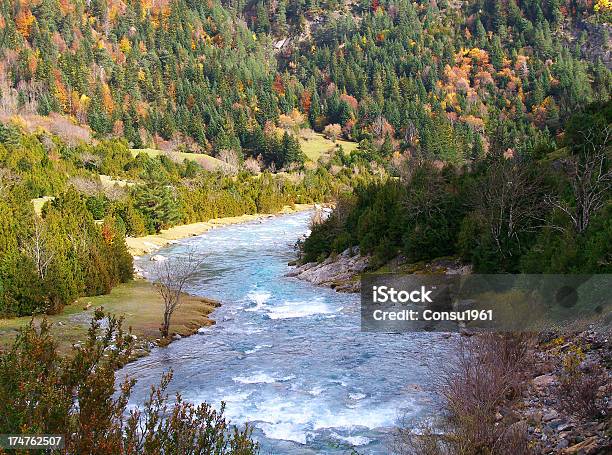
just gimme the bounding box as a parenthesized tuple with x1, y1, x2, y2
(120, 210, 454, 454)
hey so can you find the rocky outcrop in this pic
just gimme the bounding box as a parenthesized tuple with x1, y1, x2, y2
(514, 331, 612, 454)
(286, 248, 369, 292)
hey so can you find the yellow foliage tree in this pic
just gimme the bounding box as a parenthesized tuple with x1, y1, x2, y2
(16, 8, 35, 39)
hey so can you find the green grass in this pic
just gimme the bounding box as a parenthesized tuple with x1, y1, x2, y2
(31, 196, 55, 215)
(131, 148, 225, 171)
(299, 133, 359, 162)
(132, 135, 358, 168)
(0, 280, 218, 353)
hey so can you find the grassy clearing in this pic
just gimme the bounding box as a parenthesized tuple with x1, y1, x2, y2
(99, 174, 134, 188)
(131, 148, 225, 171)
(132, 135, 357, 168)
(0, 279, 219, 354)
(299, 133, 359, 162)
(31, 196, 55, 215)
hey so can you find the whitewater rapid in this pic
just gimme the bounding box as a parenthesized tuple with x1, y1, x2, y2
(119, 210, 453, 454)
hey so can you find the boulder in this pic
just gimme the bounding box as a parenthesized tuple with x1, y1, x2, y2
(533, 374, 556, 388)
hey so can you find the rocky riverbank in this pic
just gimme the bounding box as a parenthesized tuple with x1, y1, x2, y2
(515, 330, 611, 454)
(287, 251, 472, 293)
(288, 245, 611, 453)
(286, 247, 370, 292)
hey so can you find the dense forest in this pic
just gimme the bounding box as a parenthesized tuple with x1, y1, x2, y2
(0, 124, 375, 316)
(0, 0, 610, 305)
(303, 101, 611, 273)
(1, 0, 610, 163)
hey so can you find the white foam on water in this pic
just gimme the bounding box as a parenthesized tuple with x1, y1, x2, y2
(259, 422, 310, 445)
(224, 393, 407, 447)
(266, 297, 335, 319)
(232, 372, 296, 384)
(312, 403, 402, 431)
(330, 432, 372, 447)
(308, 386, 325, 396)
(349, 392, 366, 400)
(245, 289, 272, 312)
(245, 344, 272, 354)
(220, 390, 252, 403)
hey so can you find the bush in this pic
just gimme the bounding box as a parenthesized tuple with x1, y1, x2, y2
(392, 334, 534, 455)
(0, 311, 258, 454)
(557, 344, 610, 419)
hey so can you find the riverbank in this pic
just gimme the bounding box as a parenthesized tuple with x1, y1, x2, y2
(1, 204, 319, 354)
(0, 279, 219, 355)
(126, 203, 316, 256)
(289, 249, 471, 293)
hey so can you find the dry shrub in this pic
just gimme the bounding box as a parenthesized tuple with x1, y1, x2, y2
(68, 176, 102, 196)
(329, 164, 343, 176)
(557, 345, 610, 419)
(442, 334, 533, 453)
(103, 184, 127, 201)
(299, 128, 316, 140)
(323, 123, 342, 141)
(243, 156, 263, 174)
(392, 333, 534, 455)
(0, 167, 20, 192)
(390, 422, 451, 455)
(217, 149, 239, 174)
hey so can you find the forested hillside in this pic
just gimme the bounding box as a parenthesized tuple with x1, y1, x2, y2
(1, 0, 610, 165)
(0, 0, 610, 312)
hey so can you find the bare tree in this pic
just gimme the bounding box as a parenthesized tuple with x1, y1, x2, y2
(472, 159, 544, 259)
(153, 250, 204, 339)
(22, 217, 54, 280)
(0, 167, 19, 192)
(217, 149, 239, 174)
(545, 126, 611, 234)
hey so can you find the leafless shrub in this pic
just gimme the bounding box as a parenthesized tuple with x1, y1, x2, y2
(369, 161, 387, 177)
(79, 151, 102, 169)
(21, 217, 54, 282)
(393, 334, 534, 455)
(323, 123, 342, 142)
(0, 167, 20, 192)
(40, 134, 56, 152)
(284, 171, 304, 184)
(390, 419, 451, 455)
(217, 149, 239, 174)
(299, 128, 316, 140)
(557, 345, 610, 419)
(545, 126, 611, 234)
(243, 156, 263, 174)
(329, 164, 343, 176)
(103, 184, 127, 201)
(442, 334, 533, 454)
(471, 159, 545, 260)
(153, 250, 205, 339)
(68, 176, 103, 196)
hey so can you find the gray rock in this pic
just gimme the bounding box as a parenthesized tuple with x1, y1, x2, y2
(543, 410, 559, 422)
(287, 248, 369, 292)
(533, 374, 556, 388)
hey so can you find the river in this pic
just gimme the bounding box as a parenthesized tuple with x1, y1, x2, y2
(120, 210, 454, 454)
